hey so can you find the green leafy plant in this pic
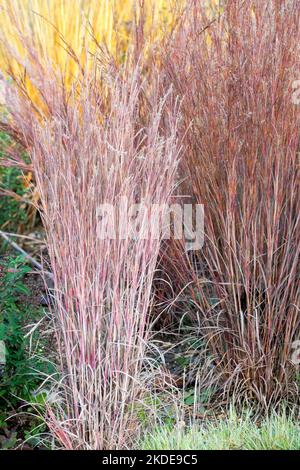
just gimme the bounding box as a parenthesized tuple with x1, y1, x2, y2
(0, 167, 28, 233)
(0, 256, 50, 406)
(0, 132, 29, 235)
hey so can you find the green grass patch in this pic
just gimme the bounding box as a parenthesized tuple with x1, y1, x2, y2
(141, 408, 300, 450)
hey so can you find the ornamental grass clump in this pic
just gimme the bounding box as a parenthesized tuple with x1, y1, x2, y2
(4, 61, 181, 448)
(163, 0, 300, 406)
(0, 0, 183, 108)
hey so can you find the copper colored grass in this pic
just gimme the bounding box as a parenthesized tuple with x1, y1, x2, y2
(163, 0, 300, 407)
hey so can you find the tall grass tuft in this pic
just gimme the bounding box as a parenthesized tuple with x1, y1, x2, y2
(4, 60, 181, 448)
(163, 0, 300, 406)
(0, 0, 183, 109)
